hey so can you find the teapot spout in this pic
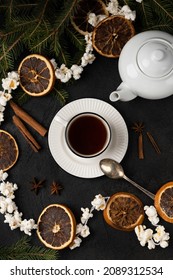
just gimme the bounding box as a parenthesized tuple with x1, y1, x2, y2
(109, 82, 137, 102)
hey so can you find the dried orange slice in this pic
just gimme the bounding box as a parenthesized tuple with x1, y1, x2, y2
(103, 192, 144, 231)
(71, 0, 109, 35)
(154, 182, 173, 223)
(18, 54, 55, 96)
(37, 204, 76, 250)
(0, 130, 19, 171)
(92, 15, 135, 58)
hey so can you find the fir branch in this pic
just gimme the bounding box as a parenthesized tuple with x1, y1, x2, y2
(53, 0, 79, 34)
(12, 90, 31, 105)
(0, 236, 58, 260)
(28, 0, 50, 38)
(7, 0, 13, 21)
(0, 43, 13, 73)
(49, 33, 61, 58)
(139, 1, 154, 28)
(0, 33, 23, 63)
(27, 20, 53, 53)
(119, 0, 173, 34)
(30, 0, 79, 52)
(29, 30, 54, 53)
(152, 0, 173, 21)
(13, 3, 38, 9)
(53, 88, 69, 106)
(66, 28, 85, 51)
(136, 0, 173, 32)
(9, 16, 38, 33)
(0, 1, 38, 10)
(146, 22, 173, 33)
(57, 41, 72, 66)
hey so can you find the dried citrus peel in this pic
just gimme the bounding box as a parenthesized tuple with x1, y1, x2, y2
(0, 130, 19, 171)
(103, 192, 144, 231)
(92, 15, 135, 58)
(71, 0, 109, 35)
(18, 54, 55, 96)
(37, 204, 76, 250)
(154, 182, 173, 223)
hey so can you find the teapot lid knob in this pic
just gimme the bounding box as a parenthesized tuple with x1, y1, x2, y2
(151, 49, 165, 61)
(137, 39, 173, 78)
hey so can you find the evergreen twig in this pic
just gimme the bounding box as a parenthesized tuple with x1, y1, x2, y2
(0, 236, 58, 260)
(53, 88, 69, 106)
(28, 0, 50, 38)
(118, 0, 173, 33)
(152, 0, 173, 21)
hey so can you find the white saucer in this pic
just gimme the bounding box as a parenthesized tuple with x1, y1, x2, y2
(48, 98, 128, 178)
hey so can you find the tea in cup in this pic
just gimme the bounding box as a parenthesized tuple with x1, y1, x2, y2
(56, 112, 111, 158)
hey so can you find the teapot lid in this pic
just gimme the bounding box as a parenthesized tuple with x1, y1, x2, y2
(137, 39, 173, 78)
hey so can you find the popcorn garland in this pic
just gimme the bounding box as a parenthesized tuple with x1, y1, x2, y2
(88, 0, 136, 27)
(51, 33, 95, 83)
(70, 195, 170, 250)
(70, 194, 109, 249)
(0, 170, 37, 235)
(135, 206, 170, 249)
(0, 71, 19, 126)
(0, 169, 170, 248)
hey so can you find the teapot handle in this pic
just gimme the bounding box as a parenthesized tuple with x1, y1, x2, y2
(109, 82, 137, 102)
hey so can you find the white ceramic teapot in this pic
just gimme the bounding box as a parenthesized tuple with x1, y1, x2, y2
(109, 30, 173, 102)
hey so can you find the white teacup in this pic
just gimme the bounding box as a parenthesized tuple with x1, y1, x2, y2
(55, 112, 111, 158)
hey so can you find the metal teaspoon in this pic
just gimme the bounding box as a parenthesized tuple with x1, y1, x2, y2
(99, 158, 155, 200)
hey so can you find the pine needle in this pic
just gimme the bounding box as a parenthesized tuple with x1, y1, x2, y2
(152, 0, 173, 21)
(53, 88, 69, 106)
(66, 27, 85, 51)
(0, 236, 58, 260)
(12, 90, 31, 105)
(119, 0, 173, 33)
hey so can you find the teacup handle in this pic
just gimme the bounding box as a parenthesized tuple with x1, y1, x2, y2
(55, 115, 68, 127)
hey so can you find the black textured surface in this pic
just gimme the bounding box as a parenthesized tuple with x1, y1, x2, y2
(1, 54, 173, 260)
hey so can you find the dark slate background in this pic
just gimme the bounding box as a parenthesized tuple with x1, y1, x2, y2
(1, 53, 173, 260)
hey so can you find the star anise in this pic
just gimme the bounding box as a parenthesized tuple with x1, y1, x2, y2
(30, 177, 45, 195)
(132, 122, 144, 133)
(50, 181, 63, 195)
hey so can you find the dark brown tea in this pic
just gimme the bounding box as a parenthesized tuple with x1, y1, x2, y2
(66, 114, 110, 157)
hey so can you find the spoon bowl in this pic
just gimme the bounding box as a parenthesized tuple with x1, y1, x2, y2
(100, 158, 125, 179)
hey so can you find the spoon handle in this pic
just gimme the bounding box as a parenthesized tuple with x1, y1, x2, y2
(123, 175, 155, 200)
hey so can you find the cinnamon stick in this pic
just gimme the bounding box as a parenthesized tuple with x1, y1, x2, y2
(10, 100, 47, 136)
(12, 115, 41, 152)
(146, 132, 161, 154)
(138, 133, 144, 159)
